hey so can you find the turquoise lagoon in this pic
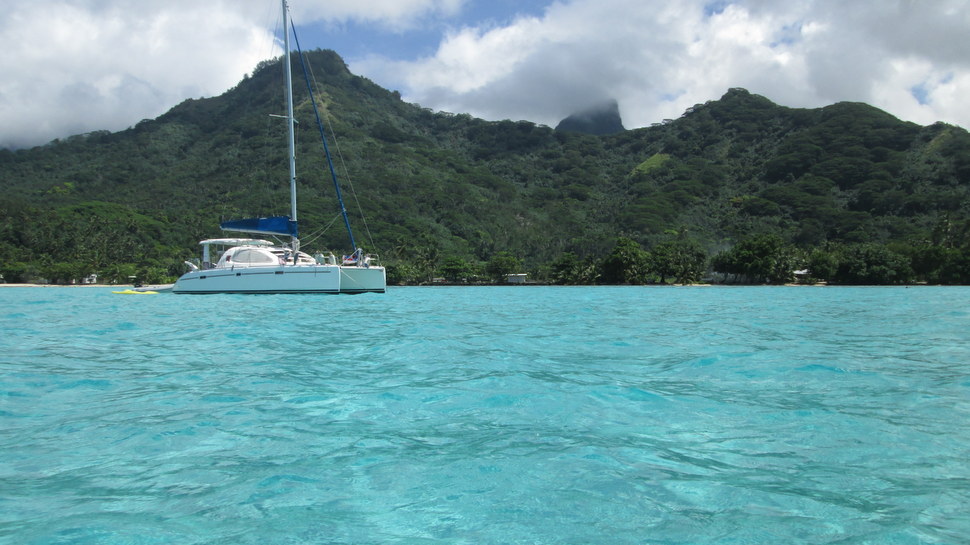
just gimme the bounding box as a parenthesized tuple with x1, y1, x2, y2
(1, 286, 968, 544)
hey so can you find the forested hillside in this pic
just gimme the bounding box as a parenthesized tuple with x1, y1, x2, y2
(2, 49, 969, 285)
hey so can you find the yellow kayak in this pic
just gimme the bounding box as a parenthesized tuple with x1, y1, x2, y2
(112, 289, 158, 294)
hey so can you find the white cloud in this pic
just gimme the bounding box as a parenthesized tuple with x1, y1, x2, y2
(0, 1, 273, 148)
(363, 0, 970, 131)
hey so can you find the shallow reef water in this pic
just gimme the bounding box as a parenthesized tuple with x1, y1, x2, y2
(1, 285, 968, 544)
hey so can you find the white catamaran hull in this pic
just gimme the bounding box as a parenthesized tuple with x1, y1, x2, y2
(339, 265, 387, 294)
(172, 265, 385, 294)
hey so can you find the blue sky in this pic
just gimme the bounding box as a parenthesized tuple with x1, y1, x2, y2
(1, 0, 969, 149)
(296, 1, 551, 62)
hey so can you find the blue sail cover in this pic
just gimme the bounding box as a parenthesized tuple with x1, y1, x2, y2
(220, 216, 298, 237)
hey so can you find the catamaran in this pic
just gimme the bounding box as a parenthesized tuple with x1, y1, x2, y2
(172, 1, 385, 294)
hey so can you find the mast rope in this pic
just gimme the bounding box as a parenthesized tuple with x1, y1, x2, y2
(288, 19, 358, 251)
(290, 39, 379, 253)
(300, 213, 343, 247)
(300, 55, 379, 253)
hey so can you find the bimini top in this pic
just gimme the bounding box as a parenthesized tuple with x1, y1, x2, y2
(220, 216, 298, 237)
(199, 238, 275, 247)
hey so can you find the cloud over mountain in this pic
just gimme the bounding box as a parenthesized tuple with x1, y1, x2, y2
(363, 0, 970, 131)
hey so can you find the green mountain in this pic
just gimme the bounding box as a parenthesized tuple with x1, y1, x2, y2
(2, 50, 969, 284)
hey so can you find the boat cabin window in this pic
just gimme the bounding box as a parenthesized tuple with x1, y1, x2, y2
(232, 249, 277, 265)
(270, 250, 317, 265)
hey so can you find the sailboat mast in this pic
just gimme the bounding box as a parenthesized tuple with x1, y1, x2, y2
(283, 1, 298, 232)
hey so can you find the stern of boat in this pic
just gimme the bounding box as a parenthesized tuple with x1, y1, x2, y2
(339, 265, 386, 293)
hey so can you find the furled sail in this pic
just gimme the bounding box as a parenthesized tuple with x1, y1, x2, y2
(220, 216, 298, 237)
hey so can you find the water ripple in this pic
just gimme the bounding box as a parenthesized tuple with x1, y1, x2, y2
(1, 286, 968, 544)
